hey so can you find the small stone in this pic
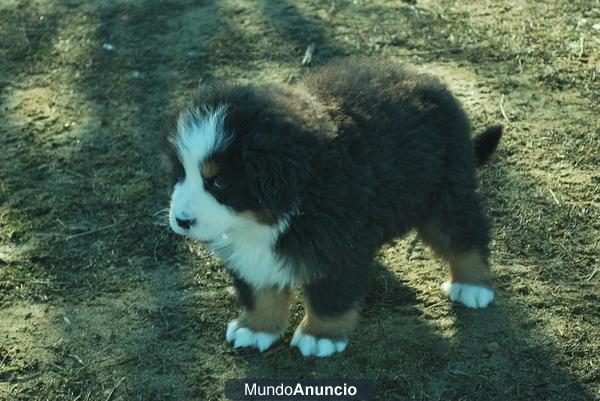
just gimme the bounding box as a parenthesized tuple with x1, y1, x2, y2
(486, 341, 500, 353)
(129, 71, 145, 79)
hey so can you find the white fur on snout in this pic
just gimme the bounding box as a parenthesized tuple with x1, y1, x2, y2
(290, 327, 348, 357)
(226, 319, 281, 352)
(441, 281, 495, 308)
(168, 106, 238, 241)
(169, 176, 237, 241)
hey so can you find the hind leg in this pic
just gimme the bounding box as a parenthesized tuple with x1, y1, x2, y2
(441, 250, 495, 308)
(418, 198, 495, 308)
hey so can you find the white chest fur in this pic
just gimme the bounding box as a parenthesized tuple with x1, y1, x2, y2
(208, 216, 299, 290)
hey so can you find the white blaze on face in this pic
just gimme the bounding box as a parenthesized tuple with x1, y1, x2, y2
(167, 106, 298, 289)
(168, 106, 236, 242)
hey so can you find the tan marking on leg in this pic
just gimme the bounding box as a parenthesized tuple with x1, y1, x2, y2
(448, 250, 492, 286)
(201, 160, 219, 179)
(417, 223, 452, 259)
(299, 298, 359, 339)
(238, 287, 291, 333)
(418, 222, 493, 286)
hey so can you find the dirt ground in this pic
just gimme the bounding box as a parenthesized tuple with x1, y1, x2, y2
(0, 0, 598, 400)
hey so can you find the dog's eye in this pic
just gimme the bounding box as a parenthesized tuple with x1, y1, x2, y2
(213, 178, 225, 190)
(204, 176, 226, 191)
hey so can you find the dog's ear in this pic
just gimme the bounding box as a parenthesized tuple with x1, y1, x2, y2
(243, 136, 311, 218)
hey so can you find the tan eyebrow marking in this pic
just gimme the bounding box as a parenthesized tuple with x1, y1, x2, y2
(202, 160, 220, 178)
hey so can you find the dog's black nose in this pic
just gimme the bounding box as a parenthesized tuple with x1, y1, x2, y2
(175, 216, 195, 230)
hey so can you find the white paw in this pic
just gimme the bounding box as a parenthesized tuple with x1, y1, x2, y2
(290, 327, 348, 357)
(226, 320, 280, 352)
(442, 281, 495, 308)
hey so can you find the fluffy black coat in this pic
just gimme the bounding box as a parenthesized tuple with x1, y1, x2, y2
(168, 58, 501, 318)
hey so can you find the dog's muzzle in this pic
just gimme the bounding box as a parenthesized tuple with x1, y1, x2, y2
(175, 214, 196, 230)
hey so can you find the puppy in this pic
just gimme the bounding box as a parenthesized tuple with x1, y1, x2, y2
(164, 58, 502, 357)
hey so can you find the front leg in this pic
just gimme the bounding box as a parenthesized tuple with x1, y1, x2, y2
(226, 275, 291, 352)
(291, 275, 365, 357)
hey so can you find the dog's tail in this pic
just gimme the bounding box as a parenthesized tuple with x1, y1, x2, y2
(474, 125, 502, 167)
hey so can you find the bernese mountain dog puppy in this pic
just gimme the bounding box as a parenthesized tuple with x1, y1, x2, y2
(164, 58, 502, 357)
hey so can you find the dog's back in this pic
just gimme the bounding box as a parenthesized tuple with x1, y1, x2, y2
(302, 59, 480, 238)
